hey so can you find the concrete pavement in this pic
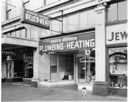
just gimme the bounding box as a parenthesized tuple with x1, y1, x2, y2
(1, 82, 127, 101)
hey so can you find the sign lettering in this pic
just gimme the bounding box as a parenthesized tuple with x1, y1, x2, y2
(106, 24, 127, 44)
(39, 32, 95, 53)
(21, 9, 50, 29)
(108, 31, 127, 41)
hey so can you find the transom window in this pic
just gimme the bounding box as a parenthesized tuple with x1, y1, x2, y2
(107, 0, 127, 23)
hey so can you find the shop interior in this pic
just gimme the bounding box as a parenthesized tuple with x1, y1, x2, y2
(49, 52, 75, 82)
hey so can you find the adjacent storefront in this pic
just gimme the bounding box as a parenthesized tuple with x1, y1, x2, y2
(106, 23, 127, 96)
(2, 47, 34, 82)
(39, 31, 95, 88)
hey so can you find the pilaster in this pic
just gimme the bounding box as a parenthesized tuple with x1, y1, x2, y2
(31, 48, 40, 87)
(93, 0, 108, 96)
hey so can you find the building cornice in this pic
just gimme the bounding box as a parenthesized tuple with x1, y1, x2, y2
(34, 0, 72, 12)
(1, 0, 112, 28)
(45, 0, 96, 18)
(41, 0, 112, 18)
(37, 0, 96, 14)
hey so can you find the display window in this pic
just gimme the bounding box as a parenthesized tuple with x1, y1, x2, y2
(49, 53, 74, 82)
(78, 49, 95, 84)
(109, 47, 127, 89)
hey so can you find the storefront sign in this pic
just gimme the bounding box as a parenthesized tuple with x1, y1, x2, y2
(106, 24, 127, 45)
(109, 47, 127, 63)
(21, 9, 50, 29)
(109, 47, 127, 55)
(39, 32, 95, 53)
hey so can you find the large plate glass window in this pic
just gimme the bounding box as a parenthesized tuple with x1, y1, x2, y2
(78, 49, 95, 84)
(109, 47, 127, 89)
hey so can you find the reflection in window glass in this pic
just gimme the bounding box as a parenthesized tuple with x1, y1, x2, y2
(108, 3, 118, 22)
(51, 19, 61, 33)
(68, 13, 79, 31)
(6, 32, 12, 36)
(15, 30, 21, 38)
(87, 10, 95, 28)
(27, 29, 31, 39)
(80, 11, 88, 28)
(63, 16, 67, 33)
(11, 31, 16, 37)
(21, 29, 26, 38)
(46, 0, 58, 5)
(118, 1, 127, 21)
(107, 0, 127, 23)
(78, 50, 95, 84)
(30, 29, 35, 40)
(57, 17, 62, 32)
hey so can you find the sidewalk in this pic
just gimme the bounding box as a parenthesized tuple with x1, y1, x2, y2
(1, 82, 127, 101)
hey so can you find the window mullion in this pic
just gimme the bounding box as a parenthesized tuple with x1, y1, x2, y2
(117, 2, 118, 21)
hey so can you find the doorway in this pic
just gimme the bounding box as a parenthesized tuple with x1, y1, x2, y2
(58, 53, 74, 81)
(14, 60, 24, 77)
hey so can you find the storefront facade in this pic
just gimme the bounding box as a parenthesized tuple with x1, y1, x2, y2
(2, 7, 50, 83)
(39, 31, 95, 89)
(2, 47, 34, 81)
(30, 0, 127, 96)
(2, 24, 37, 82)
(2, 18, 42, 83)
(92, 0, 127, 97)
(106, 23, 127, 96)
(1, 0, 127, 97)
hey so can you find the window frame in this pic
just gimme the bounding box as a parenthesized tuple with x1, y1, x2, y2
(108, 47, 127, 89)
(106, 0, 127, 25)
(6, 8, 11, 20)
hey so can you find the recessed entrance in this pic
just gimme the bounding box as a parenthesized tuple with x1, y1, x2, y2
(57, 53, 74, 81)
(48, 51, 75, 82)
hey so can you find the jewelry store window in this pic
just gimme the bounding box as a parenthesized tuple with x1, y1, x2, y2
(109, 47, 127, 89)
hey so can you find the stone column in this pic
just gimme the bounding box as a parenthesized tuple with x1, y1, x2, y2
(31, 48, 39, 87)
(93, 1, 108, 96)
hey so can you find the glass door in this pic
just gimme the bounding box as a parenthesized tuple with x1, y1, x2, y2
(78, 49, 95, 84)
